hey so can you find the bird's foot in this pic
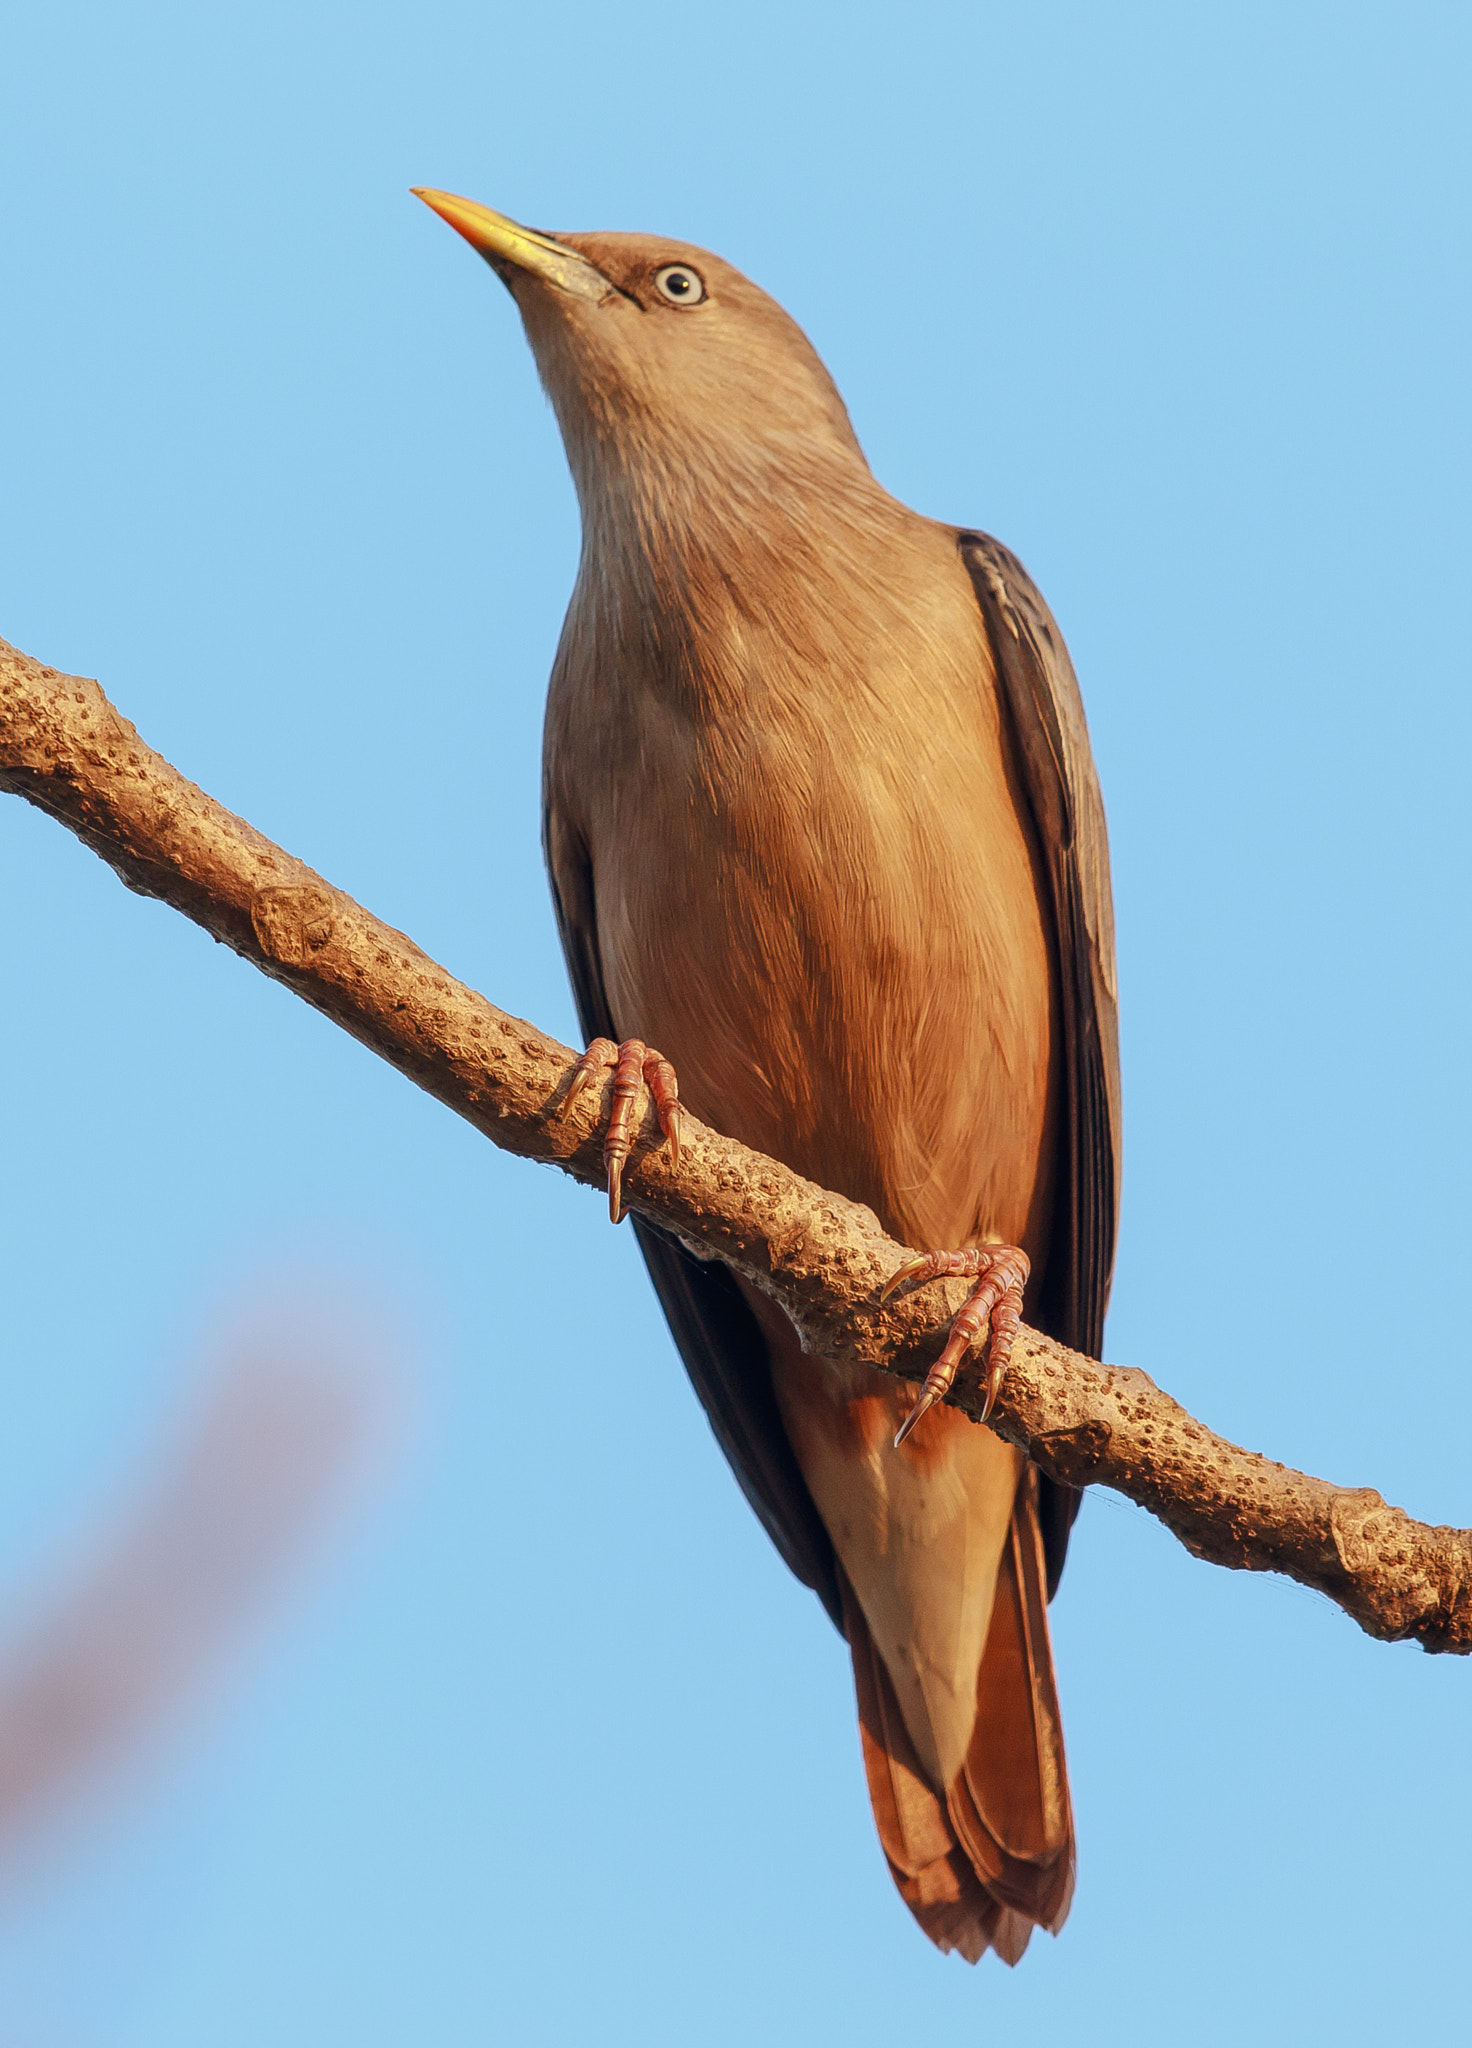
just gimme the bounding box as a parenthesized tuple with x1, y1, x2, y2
(561, 1037, 684, 1224)
(880, 1243, 1030, 1446)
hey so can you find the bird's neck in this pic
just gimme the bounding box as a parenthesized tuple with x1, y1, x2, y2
(564, 448, 914, 723)
(574, 435, 889, 597)
(560, 387, 879, 548)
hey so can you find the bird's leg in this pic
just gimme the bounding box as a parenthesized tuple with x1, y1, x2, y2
(561, 1037, 684, 1224)
(880, 1244, 1030, 1446)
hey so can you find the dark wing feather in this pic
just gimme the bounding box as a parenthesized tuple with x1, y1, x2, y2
(628, 1222, 843, 1626)
(542, 806, 844, 1628)
(958, 532, 1123, 1592)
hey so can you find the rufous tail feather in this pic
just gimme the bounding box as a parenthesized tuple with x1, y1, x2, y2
(841, 1467, 1075, 1965)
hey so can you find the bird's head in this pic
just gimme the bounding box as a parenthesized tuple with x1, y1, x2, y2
(414, 189, 872, 544)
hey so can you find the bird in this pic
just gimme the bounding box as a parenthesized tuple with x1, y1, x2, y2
(416, 188, 1121, 1966)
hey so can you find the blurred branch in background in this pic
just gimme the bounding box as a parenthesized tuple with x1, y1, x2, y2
(1, 635, 1468, 1654)
(0, 1290, 399, 1882)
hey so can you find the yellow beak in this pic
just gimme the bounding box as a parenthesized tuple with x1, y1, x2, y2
(412, 188, 612, 303)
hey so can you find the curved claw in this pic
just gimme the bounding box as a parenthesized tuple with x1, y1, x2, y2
(893, 1323, 969, 1449)
(979, 1362, 1005, 1426)
(642, 1050, 684, 1174)
(893, 1383, 942, 1448)
(880, 1251, 937, 1305)
(561, 1066, 595, 1118)
(607, 1154, 625, 1226)
(562, 1038, 618, 1121)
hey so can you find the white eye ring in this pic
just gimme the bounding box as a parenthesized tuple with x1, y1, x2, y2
(653, 264, 706, 307)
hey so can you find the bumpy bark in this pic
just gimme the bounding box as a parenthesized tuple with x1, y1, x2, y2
(4, 635, 1468, 1653)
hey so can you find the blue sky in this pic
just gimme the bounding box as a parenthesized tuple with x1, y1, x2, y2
(2, 0, 1469, 2040)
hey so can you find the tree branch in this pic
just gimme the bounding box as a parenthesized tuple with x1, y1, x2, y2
(4, 634, 1468, 1654)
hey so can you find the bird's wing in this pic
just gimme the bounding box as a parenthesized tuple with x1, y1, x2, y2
(958, 531, 1123, 1589)
(542, 804, 844, 1627)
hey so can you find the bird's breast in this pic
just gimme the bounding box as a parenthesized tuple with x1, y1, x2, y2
(546, 520, 1057, 1259)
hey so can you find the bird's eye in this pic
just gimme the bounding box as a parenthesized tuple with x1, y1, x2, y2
(653, 264, 706, 307)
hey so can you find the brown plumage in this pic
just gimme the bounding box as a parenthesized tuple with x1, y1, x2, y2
(417, 192, 1121, 1965)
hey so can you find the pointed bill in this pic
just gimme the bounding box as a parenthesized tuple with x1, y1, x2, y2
(411, 188, 613, 303)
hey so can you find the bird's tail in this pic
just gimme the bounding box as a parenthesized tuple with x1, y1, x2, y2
(841, 1467, 1074, 1966)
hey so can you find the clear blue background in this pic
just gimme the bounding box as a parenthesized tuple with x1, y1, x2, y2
(2, 1, 1469, 2039)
